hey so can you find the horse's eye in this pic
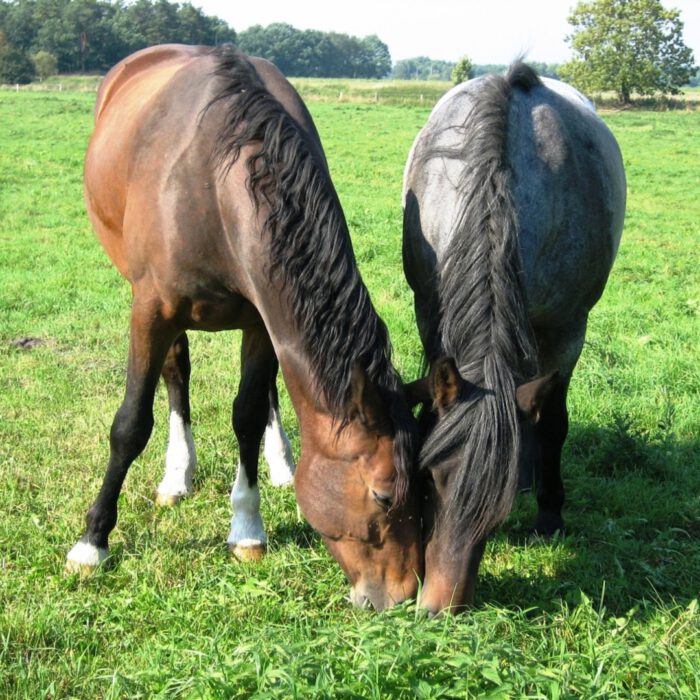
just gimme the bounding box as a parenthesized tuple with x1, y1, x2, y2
(371, 490, 393, 510)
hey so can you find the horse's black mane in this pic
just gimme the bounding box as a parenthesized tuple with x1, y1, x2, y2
(419, 62, 540, 545)
(205, 45, 416, 500)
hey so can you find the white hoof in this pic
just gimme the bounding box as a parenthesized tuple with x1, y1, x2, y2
(65, 540, 108, 573)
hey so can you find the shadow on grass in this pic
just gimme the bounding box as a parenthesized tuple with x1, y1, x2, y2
(269, 520, 319, 550)
(482, 422, 700, 618)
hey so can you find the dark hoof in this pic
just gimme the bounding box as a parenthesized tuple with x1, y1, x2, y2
(533, 512, 565, 538)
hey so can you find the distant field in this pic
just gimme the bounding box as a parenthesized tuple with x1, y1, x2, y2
(2, 74, 103, 92)
(1, 73, 452, 105)
(5, 73, 699, 108)
(291, 77, 451, 106)
(1, 87, 699, 697)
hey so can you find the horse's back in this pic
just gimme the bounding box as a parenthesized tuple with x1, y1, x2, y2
(94, 44, 211, 121)
(507, 78, 625, 328)
(403, 71, 625, 369)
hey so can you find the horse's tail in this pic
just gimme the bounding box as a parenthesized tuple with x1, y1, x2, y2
(422, 62, 540, 546)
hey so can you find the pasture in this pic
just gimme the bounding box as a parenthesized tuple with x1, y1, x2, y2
(1, 86, 699, 697)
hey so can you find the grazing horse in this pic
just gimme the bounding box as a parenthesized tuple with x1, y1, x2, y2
(403, 64, 625, 613)
(66, 44, 422, 610)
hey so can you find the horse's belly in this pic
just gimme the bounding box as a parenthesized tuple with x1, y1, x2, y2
(187, 296, 262, 331)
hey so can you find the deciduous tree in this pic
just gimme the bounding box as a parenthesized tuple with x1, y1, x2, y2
(0, 30, 34, 82)
(559, 0, 695, 103)
(451, 55, 472, 84)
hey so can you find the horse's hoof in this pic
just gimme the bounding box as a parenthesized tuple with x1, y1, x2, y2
(65, 540, 108, 574)
(533, 512, 565, 538)
(228, 542, 266, 561)
(155, 492, 184, 507)
(65, 559, 99, 576)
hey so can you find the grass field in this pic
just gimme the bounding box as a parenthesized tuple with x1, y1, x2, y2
(1, 85, 699, 698)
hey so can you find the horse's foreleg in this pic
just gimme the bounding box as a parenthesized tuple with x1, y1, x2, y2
(227, 326, 277, 560)
(156, 333, 197, 506)
(533, 378, 569, 536)
(67, 298, 178, 571)
(263, 379, 295, 487)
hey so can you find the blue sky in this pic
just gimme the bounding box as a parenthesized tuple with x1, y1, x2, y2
(195, 0, 700, 65)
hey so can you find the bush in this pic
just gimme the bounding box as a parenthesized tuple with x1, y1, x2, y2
(451, 56, 472, 85)
(32, 51, 58, 81)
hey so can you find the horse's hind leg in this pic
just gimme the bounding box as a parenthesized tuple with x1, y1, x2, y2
(227, 326, 277, 560)
(533, 378, 569, 536)
(66, 298, 178, 571)
(155, 333, 197, 506)
(263, 378, 295, 486)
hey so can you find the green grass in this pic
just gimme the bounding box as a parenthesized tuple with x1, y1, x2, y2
(1, 90, 699, 698)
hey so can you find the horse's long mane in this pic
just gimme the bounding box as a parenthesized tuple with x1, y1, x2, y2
(206, 45, 415, 501)
(420, 63, 540, 544)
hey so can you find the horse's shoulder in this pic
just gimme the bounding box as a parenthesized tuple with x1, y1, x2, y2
(95, 44, 210, 121)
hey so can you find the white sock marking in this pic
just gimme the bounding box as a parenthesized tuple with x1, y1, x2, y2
(66, 540, 108, 567)
(264, 406, 295, 487)
(227, 463, 266, 547)
(156, 411, 196, 499)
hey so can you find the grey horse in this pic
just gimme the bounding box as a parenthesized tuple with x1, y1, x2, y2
(403, 63, 625, 614)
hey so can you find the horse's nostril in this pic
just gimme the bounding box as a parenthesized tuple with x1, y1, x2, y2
(348, 587, 373, 609)
(371, 489, 393, 510)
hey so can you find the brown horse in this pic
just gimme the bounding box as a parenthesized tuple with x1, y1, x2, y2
(66, 44, 422, 610)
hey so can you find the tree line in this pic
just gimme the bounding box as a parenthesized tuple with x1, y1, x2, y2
(237, 23, 390, 79)
(1, 0, 696, 102)
(0, 0, 235, 80)
(0, 0, 391, 82)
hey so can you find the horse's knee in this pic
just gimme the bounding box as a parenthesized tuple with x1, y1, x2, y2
(110, 401, 154, 461)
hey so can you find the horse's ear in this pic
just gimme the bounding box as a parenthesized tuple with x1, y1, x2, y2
(348, 364, 387, 430)
(404, 377, 431, 407)
(429, 357, 463, 414)
(515, 371, 560, 423)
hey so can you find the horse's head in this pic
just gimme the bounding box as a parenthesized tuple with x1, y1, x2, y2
(407, 358, 559, 614)
(294, 366, 423, 610)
